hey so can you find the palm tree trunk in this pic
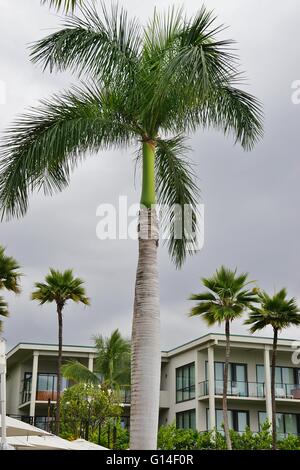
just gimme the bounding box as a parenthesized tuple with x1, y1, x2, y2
(55, 303, 63, 435)
(271, 327, 278, 450)
(130, 140, 160, 450)
(223, 320, 232, 450)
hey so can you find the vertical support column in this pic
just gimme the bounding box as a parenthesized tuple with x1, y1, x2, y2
(208, 346, 215, 430)
(0, 339, 7, 449)
(195, 351, 200, 430)
(88, 354, 94, 372)
(264, 347, 272, 425)
(29, 351, 39, 420)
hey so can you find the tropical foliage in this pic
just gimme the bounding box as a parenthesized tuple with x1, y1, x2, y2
(62, 329, 131, 389)
(157, 422, 300, 450)
(0, 245, 21, 332)
(32, 268, 89, 434)
(245, 289, 300, 449)
(0, 2, 263, 449)
(0, 3, 262, 263)
(41, 0, 81, 12)
(60, 382, 122, 440)
(189, 266, 259, 449)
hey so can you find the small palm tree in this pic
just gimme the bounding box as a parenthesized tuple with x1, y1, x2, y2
(0, 4, 263, 448)
(31, 268, 90, 434)
(0, 245, 22, 332)
(62, 329, 130, 390)
(245, 289, 300, 450)
(189, 266, 258, 449)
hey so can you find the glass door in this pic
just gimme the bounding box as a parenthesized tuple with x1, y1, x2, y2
(231, 364, 247, 396)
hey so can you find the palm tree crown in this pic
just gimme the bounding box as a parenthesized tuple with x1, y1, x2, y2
(245, 289, 300, 332)
(0, 3, 263, 266)
(31, 268, 90, 307)
(62, 329, 131, 388)
(189, 266, 259, 323)
(0, 245, 22, 329)
(189, 266, 259, 449)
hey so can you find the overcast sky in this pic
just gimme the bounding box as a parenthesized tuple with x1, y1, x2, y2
(0, 0, 300, 352)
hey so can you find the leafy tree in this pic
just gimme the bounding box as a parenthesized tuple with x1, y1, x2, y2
(31, 269, 90, 434)
(62, 329, 130, 390)
(189, 266, 259, 449)
(60, 382, 122, 441)
(0, 246, 21, 332)
(245, 289, 300, 449)
(0, 4, 263, 449)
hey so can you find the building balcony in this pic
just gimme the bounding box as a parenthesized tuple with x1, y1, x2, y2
(199, 380, 300, 400)
(199, 380, 265, 399)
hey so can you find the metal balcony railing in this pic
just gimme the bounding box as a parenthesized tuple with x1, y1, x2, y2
(199, 380, 300, 399)
(199, 380, 265, 398)
(274, 383, 300, 399)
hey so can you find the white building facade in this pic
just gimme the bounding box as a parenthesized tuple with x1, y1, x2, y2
(6, 334, 300, 437)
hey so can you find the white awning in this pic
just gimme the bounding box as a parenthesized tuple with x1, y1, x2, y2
(0, 415, 50, 437)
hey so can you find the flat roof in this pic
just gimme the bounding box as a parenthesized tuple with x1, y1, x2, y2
(7, 332, 299, 361)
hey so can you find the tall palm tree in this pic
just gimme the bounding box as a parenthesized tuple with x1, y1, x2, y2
(0, 4, 263, 448)
(62, 328, 130, 389)
(245, 289, 300, 450)
(189, 266, 259, 449)
(31, 268, 90, 434)
(0, 246, 22, 332)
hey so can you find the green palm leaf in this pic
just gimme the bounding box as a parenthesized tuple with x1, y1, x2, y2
(41, 0, 81, 13)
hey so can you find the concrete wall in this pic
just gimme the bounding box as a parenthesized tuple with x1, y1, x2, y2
(6, 363, 22, 415)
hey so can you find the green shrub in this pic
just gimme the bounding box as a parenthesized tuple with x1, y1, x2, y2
(157, 422, 298, 450)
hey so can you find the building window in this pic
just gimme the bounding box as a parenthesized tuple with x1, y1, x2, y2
(21, 372, 32, 404)
(256, 365, 300, 397)
(207, 362, 248, 396)
(258, 411, 300, 437)
(36, 373, 68, 401)
(207, 409, 249, 433)
(176, 409, 196, 430)
(176, 363, 195, 402)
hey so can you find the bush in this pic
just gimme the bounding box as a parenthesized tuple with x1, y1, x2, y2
(157, 422, 299, 450)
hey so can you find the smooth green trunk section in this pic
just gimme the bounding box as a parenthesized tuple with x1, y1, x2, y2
(141, 141, 156, 208)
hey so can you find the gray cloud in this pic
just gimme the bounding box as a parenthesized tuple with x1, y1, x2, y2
(0, 0, 300, 351)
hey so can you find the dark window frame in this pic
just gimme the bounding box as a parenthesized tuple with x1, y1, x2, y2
(205, 361, 248, 382)
(206, 408, 250, 432)
(258, 410, 300, 436)
(256, 364, 300, 385)
(176, 409, 196, 430)
(176, 362, 195, 403)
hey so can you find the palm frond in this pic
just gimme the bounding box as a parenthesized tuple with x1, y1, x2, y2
(0, 296, 9, 318)
(41, 0, 81, 13)
(31, 268, 90, 306)
(33, 2, 141, 81)
(189, 266, 258, 325)
(141, 6, 263, 149)
(0, 245, 22, 293)
(93, 329, 131, 387)
(155, 136, 200, 268)
(62, 360, 99, 384)
(245, 289, 300, 332)
(0, 85, 133, 219)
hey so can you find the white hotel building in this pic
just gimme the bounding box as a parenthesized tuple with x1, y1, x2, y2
(6, 333, 300, 437)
